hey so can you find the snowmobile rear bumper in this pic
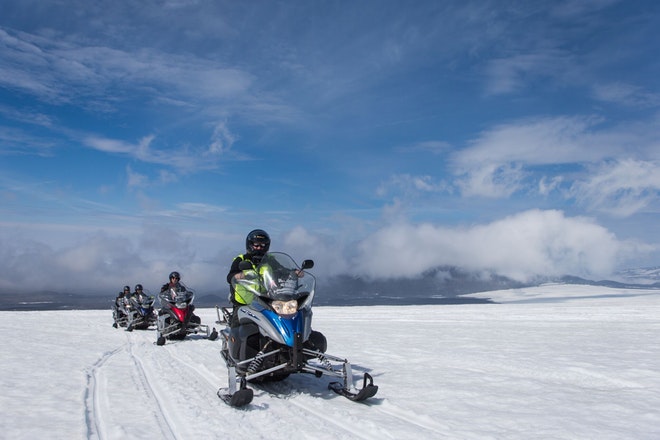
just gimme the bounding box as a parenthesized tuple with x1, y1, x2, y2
(156, 314, 218, 345)
(126, 311, 156, 331)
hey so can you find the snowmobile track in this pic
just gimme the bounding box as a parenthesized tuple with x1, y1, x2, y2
(286, 397, 376, 439)
(126, 342, 179, 440)
(160, 346, 221, 387)
(249, 381, 376, 438)
(125, 326, 381, 437)
(374, 401, 447, 436)
(83, 346, 123, 440)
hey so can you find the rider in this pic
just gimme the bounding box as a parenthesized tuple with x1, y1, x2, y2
(159, 271, 201, 323)
(130, 283, 145, 298)
(227, 229, 270, 301)
(117, 285, 131, 302)
(226, 229, 327, 351)
(128, 283, 152, 306)
(161, 272, 182, 293)
(125, 284, 148, 329)
(226, 229, 270, 326)
(112, 285, 131, 327)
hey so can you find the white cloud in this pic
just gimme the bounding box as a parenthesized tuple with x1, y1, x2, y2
(351, 209, 649, 282)
(0, 28, 254, 105)
(208, 121, 236, 155)
(282, 226, 352, 277)
(539, 175, 563, 196)
(176, 203, 227, 217)
(484, 52, 567, 96)
(451, 116, 594, 198)
(84, 135, 155, 158)
(592, 82, 660, 108)
(376, 174, 448, 198)
(450, 115, 658, 199)
(83, 133, 221, 171)
(0, 209, 654, 294)
(158, 169, 178, 184)
(455, 163, 525, 198)
(395, 140, 452, 154)
(569, 159, 660, 216)
(126, 165, 148, 188)
(0, 223, 226, 294)
(454, 116, 610, 170)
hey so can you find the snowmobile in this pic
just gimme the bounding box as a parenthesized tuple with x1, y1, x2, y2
(125, 291, 157, 331)
(112, 297, 129, 328)
(217, 252, 378, 407)
(156, 283, 218, 346)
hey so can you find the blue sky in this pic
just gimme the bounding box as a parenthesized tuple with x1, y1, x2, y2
(1, 0, 660, 295)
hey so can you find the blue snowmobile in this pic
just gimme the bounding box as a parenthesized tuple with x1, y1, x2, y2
(125, 289, 157, 331)
(217, 252, 378, 407)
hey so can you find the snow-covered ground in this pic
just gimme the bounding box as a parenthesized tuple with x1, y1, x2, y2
(1, 284, 659, 439)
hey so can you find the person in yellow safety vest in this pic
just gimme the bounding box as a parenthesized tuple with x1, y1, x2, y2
(226, 229, 271, 325)
(229, 258, 271, 304)
(225, 229, 327, 352)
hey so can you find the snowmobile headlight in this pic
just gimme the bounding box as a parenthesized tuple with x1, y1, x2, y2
(272, 299, 298, 316)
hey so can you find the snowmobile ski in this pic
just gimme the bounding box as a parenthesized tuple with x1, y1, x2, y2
(218, 369, 253, 407)
(329, 373, 378, 402)
(215, 305, 228, 324)
(217, 387, 253, 407)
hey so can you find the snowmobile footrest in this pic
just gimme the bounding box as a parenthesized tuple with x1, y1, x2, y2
(329, 373, 378, 402)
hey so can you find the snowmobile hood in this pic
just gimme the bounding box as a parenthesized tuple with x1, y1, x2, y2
(261, 309, 303, 347)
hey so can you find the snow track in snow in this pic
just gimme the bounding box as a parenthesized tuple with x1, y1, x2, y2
(83, 346, 123, 440)
(126, 339, 179, 440)
(122, 331, 227, 438)
(237, 371, 387, 438)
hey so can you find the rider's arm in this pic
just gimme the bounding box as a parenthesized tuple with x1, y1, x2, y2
(227, 256, 244, 283)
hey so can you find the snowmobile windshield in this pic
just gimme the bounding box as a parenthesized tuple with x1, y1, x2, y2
(132, 294, 155, 307)
(159, 284, 194, 307)
(233, 252, 316, 304)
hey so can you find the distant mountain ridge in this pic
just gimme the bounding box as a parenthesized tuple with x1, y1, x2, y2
(615, 266, 660, 284)
(2, 266, 659, 311)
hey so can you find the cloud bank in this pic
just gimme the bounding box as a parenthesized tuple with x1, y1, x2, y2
(4, 208, 647, 296)
(350, 210, 647, 282)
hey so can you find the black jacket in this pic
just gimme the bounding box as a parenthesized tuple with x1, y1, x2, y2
(226, 252, 263, 284)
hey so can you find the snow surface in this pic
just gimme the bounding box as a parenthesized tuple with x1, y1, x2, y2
(1, 284, 659, 439)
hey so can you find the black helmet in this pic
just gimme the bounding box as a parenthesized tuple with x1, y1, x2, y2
(246, 229, 270, 256)
(135, 284, 143, 291)
(169, 271, 180, 280)
(123, 285, 130, 292)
